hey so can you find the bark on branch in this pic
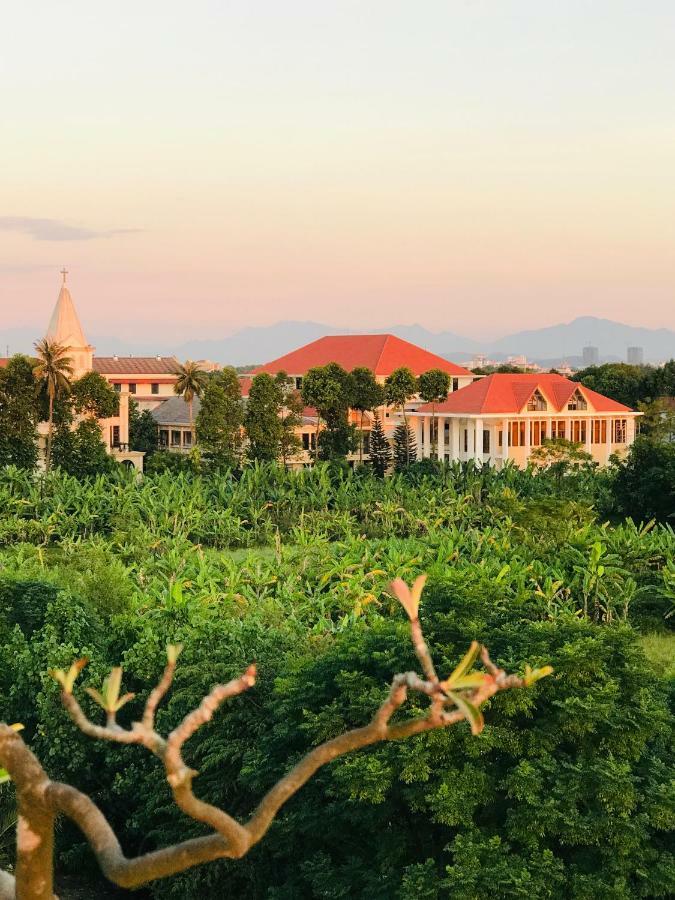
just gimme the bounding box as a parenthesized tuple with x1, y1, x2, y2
(0, 577, 552, 897)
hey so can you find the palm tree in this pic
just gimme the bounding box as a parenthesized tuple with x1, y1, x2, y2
(33, 338, 74, 472)
(173, 360, 208, 432)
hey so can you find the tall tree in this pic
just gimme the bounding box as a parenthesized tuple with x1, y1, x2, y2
(0, 354, 40, 470)
(301, 363, 354, 462)
(173, 361, 209, 430)
(245, 373, 284, 462)
(393, 421, 418, 470)
(351, 366, 385, 464)
(70, 371, 119, 420)
(385, 366, 417, 430)
(368, 413, 392, 477)
(33, 338, 74, 473)
(129, 399, 159, 456)
(276, 372, 303, 468)
(196, 368, 243, 469)
(417, 369, 451, 455)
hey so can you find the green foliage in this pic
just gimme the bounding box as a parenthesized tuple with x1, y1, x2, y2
(385, 366, 417, 417)
(51, 419, 118, 479)
(393, 422, 418, 470)
(245, 373, 284, 462)
(276, 373, 303, 467)
(129, 399, 159, 455)
(0, 355, 40, 470)
(195, 368, 243, 469)
(611, 436, 675, 524)
(70, 371, 119, 419)
(302, 364, 355, 461)
(369, 414, 392, 477)
(573, 361, 675, 409)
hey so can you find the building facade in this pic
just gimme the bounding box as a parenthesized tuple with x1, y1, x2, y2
(409, 373, 639, 468)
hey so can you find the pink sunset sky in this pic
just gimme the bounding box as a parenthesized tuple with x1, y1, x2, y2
(1, 1, 674, 342)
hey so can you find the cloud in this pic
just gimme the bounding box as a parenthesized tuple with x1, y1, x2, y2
(0, 217, 140, 242)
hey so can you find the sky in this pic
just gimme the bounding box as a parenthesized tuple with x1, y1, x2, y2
(1, 0, 674, 343)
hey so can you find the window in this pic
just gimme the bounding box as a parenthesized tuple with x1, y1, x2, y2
(295, 377, 303, 390)
(113, 383, 121, 393)
(362, 432, 371, 455)
(159, 429, 169, 447)
(463, 429, 468, 453)
(129, 383, 137, 395)
(567, 390, 587, 411)
(183, 431, 192, 446)
(498, 429, 503, 448)
(591, 420, 607, 444)
(171, 430, 181, 447)
(452, 378, 459, 392)
(530, 420, 547, 446)
(571, 420, 588, 444)
(511, 421, 526, 447)
(111, 425, 120, 447)
(151, 383, 159, 395)
(527, 390, 547, 412)
(302, 432, 316, 451)
(482, 429, 490, 454)
(550, 420, 566, 439)
(614, 419, 627, 443)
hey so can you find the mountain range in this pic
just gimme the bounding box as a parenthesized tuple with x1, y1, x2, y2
(2, 316, 673, 367)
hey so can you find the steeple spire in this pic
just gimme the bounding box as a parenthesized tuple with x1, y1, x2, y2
(45, 270, 94, 376)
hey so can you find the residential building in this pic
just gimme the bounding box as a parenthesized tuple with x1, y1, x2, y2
(627, 346, 644, 365)
(35, 272, 183, 470)
(153, 395, 200, 452)
(409, 373, 640, 468)
(251, 333, 474, 466)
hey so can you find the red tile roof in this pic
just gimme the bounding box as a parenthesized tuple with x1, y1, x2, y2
(415, 374, 635, 415)
(0, 359, 8, 369)
(253, 334, 471, 378)
(93, 356, 179, 375)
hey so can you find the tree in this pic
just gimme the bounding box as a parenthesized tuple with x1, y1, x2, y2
(195, 368, 243, 469)
(51, 418, 117, 479)
(0, 575, 549, 897)
(276, 372, 303, 468)
(302, 364, 354, 462)
(529, 438, 594, 491)
(611, 435, 675, 523)
(368, 413, 392, 477)
(0, 355, 40, 470)
(70, 372, 119, 420)
(573, 363, 652, 409)
(245, 374, 284, 462)
(385, 367, 417, 430)
(33, 339, 74, 473)
(129, 399, 159, 456)
(417, 369, 451, 455)
(173, 361, 209, 430)
(393, 421, 418, 471)
(351, 367, 385, 464)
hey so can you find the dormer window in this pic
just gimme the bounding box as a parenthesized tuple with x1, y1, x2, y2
(527, 389, 547, 411)
(567, 389, 587, 411)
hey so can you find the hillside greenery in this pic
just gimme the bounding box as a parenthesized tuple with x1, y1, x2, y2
(0, 461, 673, 897)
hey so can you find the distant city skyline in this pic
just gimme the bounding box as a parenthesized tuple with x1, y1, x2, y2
(2, 1, 675, 340)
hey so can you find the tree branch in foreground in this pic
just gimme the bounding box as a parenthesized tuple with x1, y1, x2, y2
(0, 577, 552, 898)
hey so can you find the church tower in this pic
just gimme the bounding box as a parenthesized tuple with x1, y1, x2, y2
(46, 269, 94, 378)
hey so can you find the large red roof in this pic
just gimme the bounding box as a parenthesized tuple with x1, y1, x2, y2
(0, 359, 8, 369)
(415, 374, 635, 415)
(253, 334, 471, 378)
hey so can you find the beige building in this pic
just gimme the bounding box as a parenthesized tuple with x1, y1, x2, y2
(409, 373, 640, 467)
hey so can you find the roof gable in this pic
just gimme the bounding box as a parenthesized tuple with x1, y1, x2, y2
(414, 373, 635, 415)
(254, 334, 471, 378)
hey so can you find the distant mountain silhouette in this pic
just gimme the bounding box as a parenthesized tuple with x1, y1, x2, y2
(2, 316, 672, 366)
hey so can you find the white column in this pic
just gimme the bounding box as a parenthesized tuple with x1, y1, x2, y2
(523, 418, 530, 458)
(414, 418, 423, 460)
(423, 416, 431, 458)
(626, 416, 636, 445)
(451, 418, 460, 461)
(436, 416, 446, 460)
(489, 424, 497, 465)
(585, 417, 592, 454)
(606, 418, 613, 463)
(474, 418, 483, 463)
(502, 419, 509, 463)
(119, 391, 130, 446)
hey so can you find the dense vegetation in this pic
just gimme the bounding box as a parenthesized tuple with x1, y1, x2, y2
(0, 462, 673, 897)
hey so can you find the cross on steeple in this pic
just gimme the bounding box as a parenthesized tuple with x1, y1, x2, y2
(60, 267, 68, 284)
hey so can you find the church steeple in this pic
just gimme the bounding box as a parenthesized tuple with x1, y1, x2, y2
(46, 269, 94, 376)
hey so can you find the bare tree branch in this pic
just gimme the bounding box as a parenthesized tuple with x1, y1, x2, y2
(0, 577, 552, 895)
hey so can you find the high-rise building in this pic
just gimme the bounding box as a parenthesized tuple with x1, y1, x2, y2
(627, 346, 644, 365)
(582, 345, 599, 367)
